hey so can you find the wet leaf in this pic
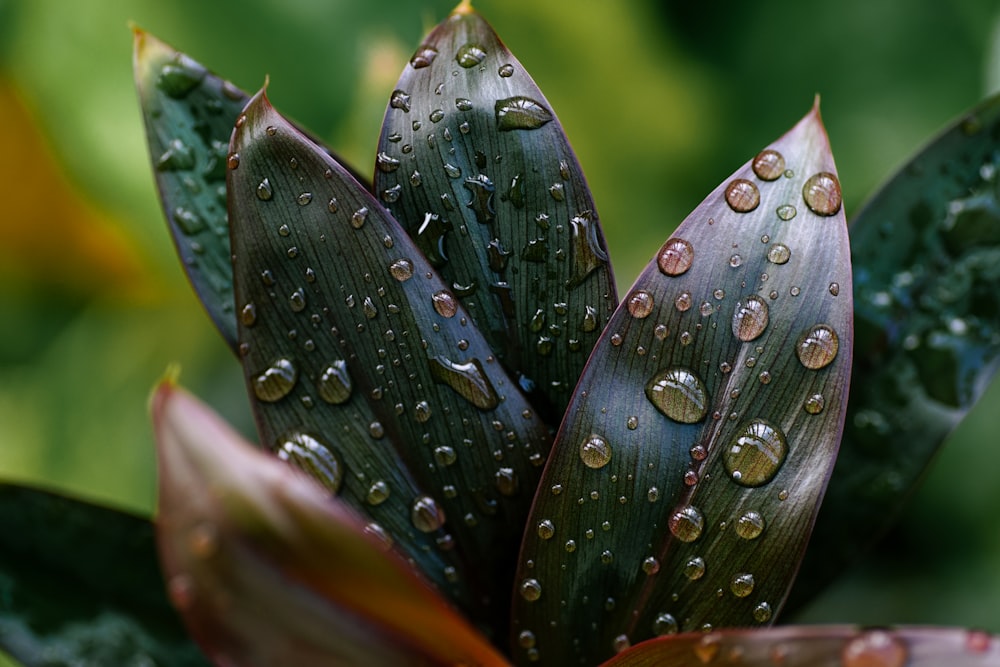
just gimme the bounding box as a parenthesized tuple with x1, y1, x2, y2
(602, 626, 1000, 666)
(0, 483, 207, 666)
(227, 89, 551, 629)
(374, 4, 618, 423)
(791, 92, 1000, 610)
(152, 381, 510, 667)
(511, 102, 852, 665)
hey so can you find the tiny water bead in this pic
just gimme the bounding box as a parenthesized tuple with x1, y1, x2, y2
(731, 296, 769, 342)
(841, 630, 908, 667)
(653, 613, 679, 636)
(317, 360, 352, 404)
(752, 148, 786, 181)
(411, 495, 446, 533)
(804, 393, 825, 414)
(724, 419, 788, 487)
(802, 171, 843, 216)
(776, 204, 797, 221)
(796, 324, 839, 370)
(253, 358, 298, 402)
(520, 578, 542, 602)
(240, 303, 257, 327)
(766, 243, 791, 264)
(256, 177, 273, 201)
(725, 178, 760, 213)
(829, 282, 840, 296)
(684, 556, 706, 580)
(646, 367, 709, 424)
(579, 433, 612, 469)
(730, 573, 755, 597)
(752, 602, 772, 623)
(642, 556, 661, 575)
(366, 480, 390, 505)
(276, 432, 344, 495)
(627, 290, 655, 319)
(537, 519, 555, 540)
(657, 238, 694, 276)
(668, 505, 705, 542)
(734, 510, 766, 540)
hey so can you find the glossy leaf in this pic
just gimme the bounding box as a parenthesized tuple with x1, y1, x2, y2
(227, 89, 551, 628)
(511, 102, 852, 665)
(0, 483, 207, 666)
(791, 92, 1000, 609)
(603, 626, 1000, 666)
(374, 4, 618, 422)
(152, 381, 510, 667)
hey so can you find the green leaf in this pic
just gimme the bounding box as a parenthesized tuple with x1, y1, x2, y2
(790, 92, 1000, 610)
(374, 4, 618, 422)
(151, 381, 510, 667)
(226, 88, 552, 629)
(602, 626, 1000, 666)
(0, 483, 207, 667)
(510, 102, 852, 665)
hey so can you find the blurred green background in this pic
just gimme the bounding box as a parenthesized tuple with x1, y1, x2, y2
(1, 0, 998, 650)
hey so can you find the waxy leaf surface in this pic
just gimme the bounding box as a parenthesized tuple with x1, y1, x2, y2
(791, 91, 1000, 608)
(227, 89, 551, 629)
(511, 103, 852, 665)
(604, 626, 1000, 667)
(152, 382, 510, 667)
(375, 6, 618, 423)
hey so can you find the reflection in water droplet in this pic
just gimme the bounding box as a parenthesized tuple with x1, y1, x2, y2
(796, 324, 839, 369)
(735, 510, 766, 540)
(429, 356, 500, 410)
(351, 207, 369, 229)
(653, 613, 679, 636)
(724, 419, 788, 486)
(804, 393, 825, 414)
(277, 432, 344, 494)
(684, 556, 706, 580)
(767, 243, 791, 264)
(642, 556, 661, 575)
(669, 506, 704, 542)
(433, 446, 457, 466)
(389, 258, 414, 282)
(496, 468, 519, 496)
(390, 89, 411, 112)
(240, 303, 257, 327)
(253, 358, 298, 402)
(157, 56, 208, 98)
(802, 172, 843, 216)
(777, 204, 797, 221)
(829, 282, 840, 296)
(842, 631, 908, 667)
(255, 178, 273, 201)
(289, 288, 307, 312)
(376, 152, 401, 173)
(411, 495, 446, 532)
(732, 296, 769, 342)
(366, 480, 390, 505)
(675, 292, 692, 312)
(657, 238, 694, 276)
(498, 63, 515, 77)
(537, 519, 555, 540)
(731, 573, 755, 597)
(414, 400, 432, 423)
(627, 290, 655, 319)
(456, 43, 487, 68)
(317, 360, 352, 404)
(580, 433, 612, 469)
(725, 178, 760, 212)
(495, 96, 553, 131)
(753, 602, 772, 623)
(645, 368, 709, 423)
(752, 149, 786, 181)
(297, 192, 313, 206)
(520, 578, 542, 601)
(410, 45, 438, 69)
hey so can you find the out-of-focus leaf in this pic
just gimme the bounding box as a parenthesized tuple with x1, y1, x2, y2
(0, 483, 207, 667)
(602, 626, 1000, 666)
(791, 92, 1000, 611)
(511, 102, 852, 665)
(227, 89, 552, 629)
(374, 4, 618, 422)
(0, 79, 146, 298)
(152, 381, 510, 667)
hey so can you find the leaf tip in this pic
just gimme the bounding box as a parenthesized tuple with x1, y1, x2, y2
(452, 0, 475, 15)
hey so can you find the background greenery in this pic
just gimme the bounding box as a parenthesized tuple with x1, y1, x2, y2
(1, 0, 998, 657)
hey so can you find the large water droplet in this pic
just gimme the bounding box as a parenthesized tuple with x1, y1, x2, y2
(520, 578, 542, 602)
(730, 572, 755, 597)
(627, 290, 655, 319)
(645, 368, 709, 424)
(410, 45, 438, 69)
(429, 356, 500, 410)
(389, 258, 414, 282)
(276, 432, 344, 494)
(653, 613, 679, 636)
(752, 149, 786, 181)
(724, 419, 787, 486)
(668, 505, 704, 542)
(732, 296, 769, 342)
(725, 178, 760, 212)
(842, 631, 908, 667)
(802, 172, 843, 216)
(253, 358, 298, 402)
(376, 152, 401, 173)
(580, 433, 612, 469)
(657, 238, 694, 276)
(804, 393, 825, 414)
(537, 519, 555, 540)
(796, 324, 839, 370)
(495, 96, 553, 131)
(432, 290, 458, 318)
(456, 43, 486, 68)
(411, 495, 446, 532)
(753, 602, 772, 623)
(767, 243, 791, 264)
(684, 556, 706, 579)
(734, 510, 765, 540)
(317, 360, 352, 404)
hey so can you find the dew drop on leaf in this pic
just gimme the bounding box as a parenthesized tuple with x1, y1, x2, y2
(732, 296, 769, 342)
(653, 613, 678, 636)
(389, 258, 414, 282)
(432, 290, 459, 318)
(579, 433, 612, 469)
(776, 204, 797, 220)
(316, 360, 352, 404)
(429, 356, 500, 410)
(725, 178, 760, 212)
(796, 324, 839, 370)
(668, 505, 704, 542)
(410, 45, 438, 69)
(802, 172, 843, 216)
(276, 431, 344, 494)
(724, 419, 788, 486)
(456, 43, 487, 68)
(684, 556, 706, 580)
(657, 238, 694, 276)
(495, 96, 553, 131)
(520, 578, 542, 602)
(767, 243, 791, 264)
(734, 510, 766, 540)
(730, 573, 755, 597)
(645, 367, 709, 424)
(752, 148, 786, 181)
(252, 358, 298, 402)
(411, 495, 446, 533)
(366, 481, 390, 505)
(804, 393, 825, 414)
(627, 290, 655, 319)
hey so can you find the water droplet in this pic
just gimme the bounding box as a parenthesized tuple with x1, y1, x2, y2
(829, 282, 840, 296)
(369, 421, 385, 439)
(627, 290, 655, 319)
(277, 432, 344, 494)
(804, 393, 825, 414)
(432, 290, 458, 318)
(753, 602, 772, 623)
(735, 510, 765, 540)
(724, 419, 788, 487)
(351, 207, 368, 229)
(327, 198, 339, 213)
(414, 400, 432, 423)
(796, 324, 839, 369)
(658, 238, 694, 276)
(411, 495, 446, 532)
(410, 45, 438, 69)
(376, 152, 401, 173)
(433, 446, 457, 467)
(668, 505, 704, 542)
(842, 631, 908, 667)
(684, 556, 706, 579)
(674, 292, 693, 312)
(730, 573, 755, 597)
(240, 303, 257, 327)
(388, 258, 414, 282)
(536, 519, 555, 540)
(253, 358, 298, 402)
(725, 178, 760, 212)
(429, 356, 499, 410)
(776, 204, 797, 221)
(456, 43, 486, 67)
(752, 149, 786, 181)
(732, 296, 769, 341)
(390, 89, 411, 112)
(647, 486, 660, 502)
(580, 433, 612, 469)
(156, 138, 196, 171)
(699, 301, 714, 317)
(642, 556, 661, 575)
(317, 360, 352, 404)
(495, 96, 553, 131)
(226, 152, 240, 170)
(429, 108, 445, 123)
(296, 192, 313, 206)
(520, 578, 542, 602)
(767, 243, 791, 264)
(653, 613, 679, 636)
(645, 367, 709, 424)
(802, 172, 843, 216)
(495, 468, 519, 496)
(729, 253, 743, 268)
